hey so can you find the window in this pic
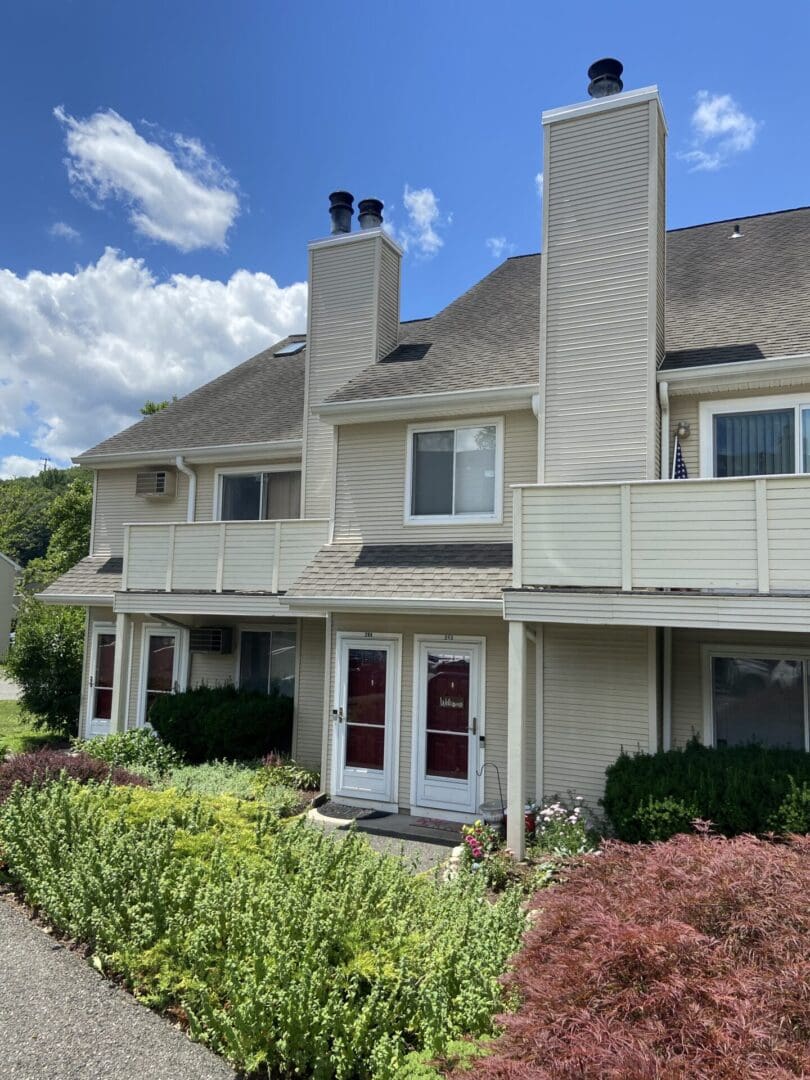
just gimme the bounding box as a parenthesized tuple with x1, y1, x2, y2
(218, 470, 301, 521)
(238, 629, 296, 698)
(702, 395, 810, 478)
(704, 648, 810, 751)
(406, 420, 502, 523)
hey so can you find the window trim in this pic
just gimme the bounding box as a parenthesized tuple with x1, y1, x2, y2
(403, 417, 504, 526)
(700, 643, 810, 750)
(699, 393, 810, 478)
(213, 464, 302, 522)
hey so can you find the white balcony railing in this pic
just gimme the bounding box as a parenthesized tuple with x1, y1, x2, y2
(122, 518, 329, 594)
(513, 474, 810, 594)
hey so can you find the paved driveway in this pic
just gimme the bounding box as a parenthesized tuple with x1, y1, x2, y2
(0, 896, 236, 1080)
(0, 674, 19, 701)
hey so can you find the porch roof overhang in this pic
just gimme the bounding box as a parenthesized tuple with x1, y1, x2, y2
(659, 351, 810, 397)
(503, 587, 810, 634)
(113, 591, 326, 618)
(285, 595, 503, 617)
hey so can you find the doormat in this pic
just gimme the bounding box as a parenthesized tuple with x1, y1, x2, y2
(412, 817, 463, 835)
(318, 801, 390, 821)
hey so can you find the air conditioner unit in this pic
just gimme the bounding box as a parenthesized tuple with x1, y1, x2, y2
(189, 627, 233, 654)
(135, 468, 176, 498)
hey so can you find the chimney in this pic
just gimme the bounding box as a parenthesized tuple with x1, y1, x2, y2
(328, 191, 354, 234)
(358, 198, 384, 230)
(538, 61, 667, 483)
(301, 193, 402, 517)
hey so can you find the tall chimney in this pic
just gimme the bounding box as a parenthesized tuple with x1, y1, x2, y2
(538, 62, 666, 483)
(301, 194, 402, 517)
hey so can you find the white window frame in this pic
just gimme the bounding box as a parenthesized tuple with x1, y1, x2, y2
(213, 465, 302, 521)
(700, 642, 810, 750)
(404, 417, 504, 526)
(234, 622, 298, 697)
(699, 392, 810, 478)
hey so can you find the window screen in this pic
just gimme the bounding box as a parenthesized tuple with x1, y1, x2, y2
(714, 410, 794, 477)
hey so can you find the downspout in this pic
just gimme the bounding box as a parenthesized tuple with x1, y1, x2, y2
(658, 381, 670, 480)
(175, 455, 197, 523)
(531, 393, 540, 418)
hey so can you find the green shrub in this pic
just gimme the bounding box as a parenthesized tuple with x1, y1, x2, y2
(6, 598, 84, 738)
(770, 777, 810, 834)
(603, 741, 810, 842)
(261, 752, 320, 791)
(73, 729, 184, 776)
(0, 780, 525, 1078)
(148, 685, 293, 763)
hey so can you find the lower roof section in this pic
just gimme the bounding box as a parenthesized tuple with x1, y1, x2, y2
(113, 591, 323, 618)
(38, 555, 122, 606)
(504, 587, 810, 634)
(285, 542, 512, 613)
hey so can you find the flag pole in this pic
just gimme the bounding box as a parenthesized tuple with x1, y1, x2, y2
(671, 437, 679, 480)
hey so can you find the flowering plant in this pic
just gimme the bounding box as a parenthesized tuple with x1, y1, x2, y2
(531, 794, 598, 857)
(459, 819, 511, 889)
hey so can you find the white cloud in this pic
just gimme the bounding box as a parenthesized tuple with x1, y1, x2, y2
(0, 249, 307, 463)
(48, 221, 80, 242)
(679, 91, 760, 172)
(485, 236, 514, 259)
(535, 172, 544, 198)
(54, 107, 239, 251)
(387, 185, 450, 257)
(0, 455, 44, 480)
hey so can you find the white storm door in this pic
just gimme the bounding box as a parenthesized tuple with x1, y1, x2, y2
(414, 640, 482, 813)
(333, 637, 399, 803)
(86, 626, 117, 737)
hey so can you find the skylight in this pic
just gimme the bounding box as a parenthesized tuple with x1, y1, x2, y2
(274, 341, 305, 356)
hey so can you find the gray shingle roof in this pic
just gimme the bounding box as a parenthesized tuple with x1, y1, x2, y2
(286, 543, 513, 602)
(80, 207, 810, 458)
(39, 555, 122, 600)
(79, 337, 307, 460)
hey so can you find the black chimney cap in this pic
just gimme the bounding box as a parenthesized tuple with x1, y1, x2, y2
(587, 58, 623, 98)
(328, 191, 354, 234)
(357, 198, 384, 230)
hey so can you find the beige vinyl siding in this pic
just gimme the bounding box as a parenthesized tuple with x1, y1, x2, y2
(93, 468, 189, 555)
(334, 409, 537, 543)
(303, 233, 400, 519)
(0, 559, 17, 662)
(670, 627, 810, 747)
(541, 99, 664, 483)
(294, 618, 326, 769)
(324, 614, 535, 812)
(542, 624, 654, 806)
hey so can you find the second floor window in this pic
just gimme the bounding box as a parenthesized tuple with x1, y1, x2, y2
(705, 396, 810, 478)
(218, 470, 301, 521)
(406, 420, 502, 523)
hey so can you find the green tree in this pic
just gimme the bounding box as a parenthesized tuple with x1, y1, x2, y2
(140, 396, 177, 415)
(22, 475, 92, 590)
(0, 468, 91, 567)
(6, 598, 85, 737)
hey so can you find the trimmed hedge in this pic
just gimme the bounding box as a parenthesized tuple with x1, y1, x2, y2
(603, 741, 810, 841)
(147, 685, 293, 764)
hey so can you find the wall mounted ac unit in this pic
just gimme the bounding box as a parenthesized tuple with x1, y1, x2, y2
(135, 468, 176, 498)
(189, 627, 233, 654)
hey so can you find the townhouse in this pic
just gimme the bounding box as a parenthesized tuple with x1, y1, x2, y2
(43, 60, 810, 855)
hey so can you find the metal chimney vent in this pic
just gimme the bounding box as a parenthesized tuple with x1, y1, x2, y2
(587, 58, 624, 98)
(358, 198, 384, 230)
(328, 191, 354, 234)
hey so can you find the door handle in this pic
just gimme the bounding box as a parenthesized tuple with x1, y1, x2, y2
(469, 716, 477, 736)
(89, 676, 94, 688)
(332, 707, 344, 723)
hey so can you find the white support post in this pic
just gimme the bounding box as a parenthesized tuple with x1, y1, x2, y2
(109, 612, 132, 734)
(507, 620, 527, 859)
(662, 626, 672, 751)
(512, 487, 523, 589)
(755, 478, 770, 594)
(620, 483, 633, 592)
(165, 525, 176, 593)
(215, 523, 226, 593)
(271, 522, 282, 594)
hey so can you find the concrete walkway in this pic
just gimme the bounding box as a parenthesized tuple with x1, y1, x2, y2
(0, 674, 20, 700)
(0, 895, 236, 1080)
(309, 803, 461, 873)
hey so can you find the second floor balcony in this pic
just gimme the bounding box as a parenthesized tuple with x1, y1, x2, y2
(513, 474, 810, 595)
(121, 518, 330, 595)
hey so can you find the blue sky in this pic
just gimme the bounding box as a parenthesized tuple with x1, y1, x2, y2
(1, 0, 808, 473)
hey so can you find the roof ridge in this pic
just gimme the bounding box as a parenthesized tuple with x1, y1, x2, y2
(667, 204, 810, 234)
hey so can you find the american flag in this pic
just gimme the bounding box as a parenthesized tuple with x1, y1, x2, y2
(672, 437, 688, 479)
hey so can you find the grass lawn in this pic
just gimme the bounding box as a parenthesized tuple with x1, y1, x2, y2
(0, 700, 67, 753)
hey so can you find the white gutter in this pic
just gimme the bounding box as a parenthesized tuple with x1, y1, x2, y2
(284, 595, 504, 616)
(36, 592, 114, 606)
(175, 455, 197, 523)
(658, 381, 670, 480)
(313, 384, 539, 425)
(75, 438, 302, 468)
(658, 352, 810, 393)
